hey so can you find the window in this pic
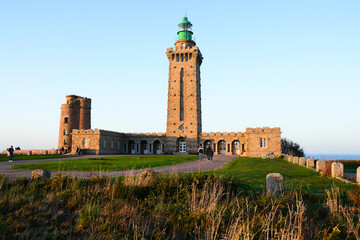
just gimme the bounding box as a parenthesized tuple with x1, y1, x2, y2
(83, 139, 89, 148)
(104, 139, 107, 148)
(111, 140, 114, 149)
(64, 117, 68, 124)
(181, 43, 185, 49)
(260, 138, 267, 148)
(118, 141, 121, 150)
(63, 129, 66, 136)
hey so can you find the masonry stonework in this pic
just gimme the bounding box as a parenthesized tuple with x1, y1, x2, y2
(58, 17, 282, 157)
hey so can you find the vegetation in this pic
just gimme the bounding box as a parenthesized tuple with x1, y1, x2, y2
(0, 172, 359, 239)
(215, 157, 350, 193)
(340, 160, 360, 174)
(11, 155, 198, 171)
(0, 154, 75, 162)
(281, 138, 305, 157)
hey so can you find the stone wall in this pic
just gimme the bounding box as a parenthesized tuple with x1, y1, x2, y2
(1, 149, 59, 156)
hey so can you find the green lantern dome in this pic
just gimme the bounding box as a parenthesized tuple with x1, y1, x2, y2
(177, 17, 193, 40)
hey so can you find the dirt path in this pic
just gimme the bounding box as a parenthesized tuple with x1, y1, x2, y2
(0, 155, 238, 179)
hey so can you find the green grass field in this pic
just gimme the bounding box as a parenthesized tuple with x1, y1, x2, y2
(11, 155, 199, 171)
(214, 157, 352, 193)
(0, 154, 75, 161)
(340, 160, 360, 173)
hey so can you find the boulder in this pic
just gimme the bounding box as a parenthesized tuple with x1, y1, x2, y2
(331, 162, 343, 178)
(266, 173, 284, 196)
(306, 158, 315, 169)
(31, 169, 51, 179)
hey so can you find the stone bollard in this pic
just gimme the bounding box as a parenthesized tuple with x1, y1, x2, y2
(31, 169, 51, 179)
(306, 158, 315, 169)
(266, 173, 284, 196)
(331, 162, 344, 178)
(316, 161, 326, 173)
(357, 167, 360, 184)
(299, 157, 306, 166)
(288, 155, 293, 162)
(293, 157, 299, 164)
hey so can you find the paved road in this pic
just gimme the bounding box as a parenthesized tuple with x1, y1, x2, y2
(0, 155, 238, 179)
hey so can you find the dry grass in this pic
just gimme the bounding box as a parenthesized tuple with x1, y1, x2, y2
(1, 173, 360, 239)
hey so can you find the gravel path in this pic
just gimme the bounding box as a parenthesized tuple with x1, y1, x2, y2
(0, 155, 238, 179)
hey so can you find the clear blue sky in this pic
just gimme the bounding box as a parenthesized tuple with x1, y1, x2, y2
(0, 0, 359, 154)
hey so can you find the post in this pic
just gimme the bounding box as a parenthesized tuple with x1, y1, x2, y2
(331, 162, 344, 178)
(266, 173, 284, 196)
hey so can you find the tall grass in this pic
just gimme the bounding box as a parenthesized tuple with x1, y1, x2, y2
(0, 173, 359, 239)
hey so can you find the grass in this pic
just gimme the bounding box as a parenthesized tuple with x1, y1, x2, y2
(0, 154, 75, 161)
(0, 173, 359, 239)
(214, 157, 352, 193)
(340, 160, 360, 173)
(11, 155, 199, 171)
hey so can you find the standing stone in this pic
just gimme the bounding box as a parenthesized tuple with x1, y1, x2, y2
(288, 155, 293, 162)
(316, 161, 326, 173)
(306, 158, 315, 169)
(331, 162, 344, 178)
(357, 167, 360, 184)
(32, 169, 51, 179)
(293, 157, 299, 164)
(299, 157, 306, 166)
(266, 173, 284, 196)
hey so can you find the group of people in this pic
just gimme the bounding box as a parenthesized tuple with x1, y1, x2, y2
(198, 145, 214, 162)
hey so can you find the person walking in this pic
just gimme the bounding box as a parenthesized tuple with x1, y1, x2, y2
(198, 146, 204, 160)
(8, 145, 14, 163)
(208, 148, 214, 162)
(205, 146, 211, 161)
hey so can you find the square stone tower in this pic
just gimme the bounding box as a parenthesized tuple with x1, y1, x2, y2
(165, 17, 203, 154)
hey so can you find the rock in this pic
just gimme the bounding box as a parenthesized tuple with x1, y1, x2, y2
(299, 157, 306, 166)
(316, 161, 326, 173)
(306, 158, 315, 169)
(266, 173, 284, 196)
(331, 162, 343, 178)
(31, 169, 51, 179)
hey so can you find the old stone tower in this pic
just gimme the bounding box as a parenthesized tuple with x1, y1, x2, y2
(58, 95, 91, 151)
(165, 17, 203, 154)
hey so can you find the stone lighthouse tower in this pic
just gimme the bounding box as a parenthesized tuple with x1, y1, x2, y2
(165, 17, 203, 154)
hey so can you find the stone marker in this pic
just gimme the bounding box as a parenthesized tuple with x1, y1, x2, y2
(331, 162, 344, 178)
(266, 173, 284, 196)
(299, 157, 306, 166)
(293, 157, 299, 164)
(306, 158, 315, 169)
(31, 169, 51, 179)
(357, 167, 360, 184)
(316, 161, 326, 173)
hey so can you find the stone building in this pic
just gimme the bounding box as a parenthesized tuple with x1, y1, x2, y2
(58, 17, 281, 157)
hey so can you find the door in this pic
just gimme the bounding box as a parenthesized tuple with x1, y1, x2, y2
(219, 141, 226, 155)
(179, 140, 186, 152)
(233, 141, 241, 155)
